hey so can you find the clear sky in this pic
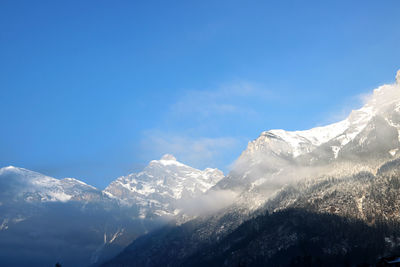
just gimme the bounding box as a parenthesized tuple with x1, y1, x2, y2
(1, 1, 400, 188)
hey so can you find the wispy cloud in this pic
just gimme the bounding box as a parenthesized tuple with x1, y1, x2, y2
(170, 81, 275, 119)
(317, 91, 369, 127)
(140, 131, 243, 171)
(177, 189, 238, 216)
(138, 81, 276, 170)
(316, 78, 400, 128)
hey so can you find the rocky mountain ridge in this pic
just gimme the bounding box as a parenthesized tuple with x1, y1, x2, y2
(104, 154, 224, 218)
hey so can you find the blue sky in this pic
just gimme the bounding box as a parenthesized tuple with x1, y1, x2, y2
(1, 1, 400, 188)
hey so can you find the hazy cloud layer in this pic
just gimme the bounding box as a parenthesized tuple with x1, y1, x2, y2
(177, 189, 238, 216)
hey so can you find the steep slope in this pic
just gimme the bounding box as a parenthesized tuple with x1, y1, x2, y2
(104, 154, 224, 218)
(184, 163, 400, 266)
(180, 209, 393, 267)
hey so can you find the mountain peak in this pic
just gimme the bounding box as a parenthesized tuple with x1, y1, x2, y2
(148, 154, 185, 168)
(160, 154, 177, 161)
(1, 165, 20, 171)
(0, 166, 32, 175)
(363, 75, 400, 115)
(239, 70, 400, 164)
(1, 165, 17, 171)
(104, 155, 224, 216)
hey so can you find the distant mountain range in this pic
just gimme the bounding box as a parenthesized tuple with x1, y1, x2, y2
(2, 70, 400, 266)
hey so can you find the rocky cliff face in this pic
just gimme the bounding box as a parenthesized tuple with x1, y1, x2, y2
(103, 154, 224, 218)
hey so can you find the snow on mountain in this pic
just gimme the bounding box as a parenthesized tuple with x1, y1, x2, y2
(0, 156, 224, 218)
(0, 166, 102, 203)
(235, 71, 400, 169)
(241, 73, 400, 162)
(214, 70, 400, 212)
(104, 154, 224, 217)
(0, 165, 172, 267)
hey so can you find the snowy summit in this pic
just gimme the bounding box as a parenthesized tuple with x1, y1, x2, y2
(104, 155, 224, 217)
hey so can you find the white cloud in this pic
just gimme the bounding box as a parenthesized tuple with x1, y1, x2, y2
(177, 189, 238, 216)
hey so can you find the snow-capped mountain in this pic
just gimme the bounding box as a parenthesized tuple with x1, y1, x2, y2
(218, 70, 400, 197)
(0, 156, 224, 227)
(0, 166, 103, 204)
(104, 154, 224, 218)
(243, 70, 400, 161)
